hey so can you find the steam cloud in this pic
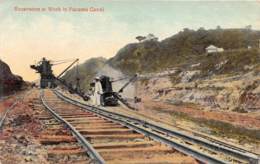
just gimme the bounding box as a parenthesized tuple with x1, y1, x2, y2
(97, 64, 136, 98)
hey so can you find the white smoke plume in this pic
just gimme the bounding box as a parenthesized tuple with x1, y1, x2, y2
(97, 64, 136, 98)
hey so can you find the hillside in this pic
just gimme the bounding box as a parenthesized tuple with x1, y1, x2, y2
(0, 60, 24, 96)
(63, 28, 260, 93)
(61, 28, 260, 148)
(108, 28, 260, 75)
(62, 57, 106, 91)
(62, 28, 260, 113)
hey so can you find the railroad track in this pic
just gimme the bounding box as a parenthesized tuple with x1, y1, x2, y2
(51, 88, 260, 164)
(28, 91, 92, 163)
(0, 91, 28, 129)
(41, 89, 201, 163)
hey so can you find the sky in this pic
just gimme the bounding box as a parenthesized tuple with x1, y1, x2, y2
(0, 0, 260, 81)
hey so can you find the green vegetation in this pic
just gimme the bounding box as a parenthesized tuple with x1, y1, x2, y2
(108, 28, 260, 75)
(232, 106, 248, 113)
(197, 48, 260, 77)
(139, 78, 149, 86)
(63, 28, 260, 92)
(172, 111, 260, 143)
(168, 71, 182, 85)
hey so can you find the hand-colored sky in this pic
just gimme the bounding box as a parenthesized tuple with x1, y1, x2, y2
(0, 0, 260, 81)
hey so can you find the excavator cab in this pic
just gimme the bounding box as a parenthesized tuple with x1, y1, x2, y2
(92, 74, 139, 108)
(99, 75, 118, 106)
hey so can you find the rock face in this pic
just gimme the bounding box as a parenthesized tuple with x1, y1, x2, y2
(64, 28, 260, 113)
(128, 45, 260, 113)
(179, 70, 201, 83)
(0, 60, 24, 96)
(137, 68, 260, 112)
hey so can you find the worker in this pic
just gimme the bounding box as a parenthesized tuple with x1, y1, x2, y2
(94, 77, 103, 106)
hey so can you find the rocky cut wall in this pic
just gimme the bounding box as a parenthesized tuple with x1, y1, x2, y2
(0, 60, 24, 96)
(136, 70, 260, 112)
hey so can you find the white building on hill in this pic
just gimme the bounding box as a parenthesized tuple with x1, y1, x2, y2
(206, 45, 224, 54)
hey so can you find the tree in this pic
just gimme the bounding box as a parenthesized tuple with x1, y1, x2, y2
(245, 25, 252, 31)
(216, 25, 221, 30)
(183, 28, 190, 32)
(198, 27, 206, 31)
(136, 36, 146, 42)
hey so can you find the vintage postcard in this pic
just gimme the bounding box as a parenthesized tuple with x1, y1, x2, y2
(0, 1, 259, 163)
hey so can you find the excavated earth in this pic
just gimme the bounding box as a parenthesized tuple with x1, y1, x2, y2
(0, 90, 48, 163)
(127, 70, 260, 154)
(0, 89, 91, 164)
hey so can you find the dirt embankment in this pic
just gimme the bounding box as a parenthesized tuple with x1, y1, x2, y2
(138, 98, 260, 130)
(133, 69, 260, 152)
(136, 72, 260, 127)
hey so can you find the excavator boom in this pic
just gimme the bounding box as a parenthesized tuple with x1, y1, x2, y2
(57, 58, 79, 79)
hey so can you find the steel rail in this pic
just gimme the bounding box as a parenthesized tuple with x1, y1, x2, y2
(54, 89, 260, 164)
(0, 96, 10, 102)
(0, 91, 27, 129)
(40, 90, 105, 164)
(0, 100, 19, 129)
